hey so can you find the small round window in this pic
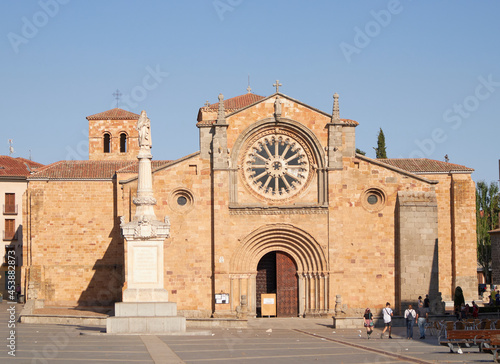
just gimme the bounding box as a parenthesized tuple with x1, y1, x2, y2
(168, 189, 194, 213)
(361, 188, 386, 212)
(367, 194, 378, 205)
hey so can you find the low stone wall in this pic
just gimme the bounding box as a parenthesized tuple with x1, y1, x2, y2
(187, 318, 247, 329)
(20, 314, 107, 326)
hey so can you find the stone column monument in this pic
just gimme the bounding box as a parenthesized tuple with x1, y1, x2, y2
(107, 110, 186, 334)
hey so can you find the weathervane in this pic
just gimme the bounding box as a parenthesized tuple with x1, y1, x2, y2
(112, 89, 122, 108)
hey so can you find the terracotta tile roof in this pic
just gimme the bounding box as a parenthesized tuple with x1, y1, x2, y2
(0, 156, 44, 177)
(86, 108, 141, 120)
(116, 160, 172, 173)
(30, 160, 136, 180)
(378, 158, 474, 173)
(206, 93, 265, 111)
(196, 120, 216, 126)
(340, 118, 359, 126)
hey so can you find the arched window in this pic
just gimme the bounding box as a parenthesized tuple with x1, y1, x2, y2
(120, 133, 127, 153)
(103, 133, 111, 153)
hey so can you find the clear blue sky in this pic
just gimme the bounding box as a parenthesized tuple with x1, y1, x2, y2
(2, 0, 499, 183)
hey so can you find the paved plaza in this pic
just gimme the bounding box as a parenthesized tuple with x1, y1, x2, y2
(0, 301, 496, 363)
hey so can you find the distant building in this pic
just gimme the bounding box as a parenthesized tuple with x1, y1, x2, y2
(0, 156, 43, 299)
(23, 90, 477, 317)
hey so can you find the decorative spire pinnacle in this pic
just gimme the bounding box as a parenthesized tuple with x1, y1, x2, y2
(216, 93, 226, 124)
(332, 92, 340, 121)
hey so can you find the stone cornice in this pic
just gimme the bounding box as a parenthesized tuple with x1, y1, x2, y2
(229, 204, 328, 215)
(27, 178, 113, 182)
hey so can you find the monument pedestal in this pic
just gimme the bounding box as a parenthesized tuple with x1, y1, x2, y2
(106, 111, 186, 334)
(106, 218, 186, 334)
(107, 302, 186, 334)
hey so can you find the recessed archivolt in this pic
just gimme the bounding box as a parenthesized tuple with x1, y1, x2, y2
(230, 224, 327, 274)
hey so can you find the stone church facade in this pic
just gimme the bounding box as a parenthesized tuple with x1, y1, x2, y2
(22, 90, 477, 317)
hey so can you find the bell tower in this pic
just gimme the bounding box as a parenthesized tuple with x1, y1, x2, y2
(86, 108, 141, 160)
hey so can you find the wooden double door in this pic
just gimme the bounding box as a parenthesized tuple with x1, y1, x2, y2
(256, 251, 298, 317)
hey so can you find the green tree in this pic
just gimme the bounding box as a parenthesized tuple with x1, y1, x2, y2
(356, 148, 366, 156)
(476, 181, 500, 284)
(374, 128, 387, 159)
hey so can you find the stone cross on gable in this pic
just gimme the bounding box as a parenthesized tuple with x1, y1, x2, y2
(273, 80, 282, 93)
(204, 100, 210, 107)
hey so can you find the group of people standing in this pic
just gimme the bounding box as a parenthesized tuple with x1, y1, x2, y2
(363, 295, 430, 340)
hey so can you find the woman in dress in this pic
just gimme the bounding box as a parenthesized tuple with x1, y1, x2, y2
(363, 308, 374, 338)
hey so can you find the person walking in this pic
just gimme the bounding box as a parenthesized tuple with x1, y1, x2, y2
(381, 302, 393, 339)
(363, 308, 374, 339)
(416, 302, 428, 339)
(404, 304, 417, 339)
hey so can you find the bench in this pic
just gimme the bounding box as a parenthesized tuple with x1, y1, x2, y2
(480, 334, 500, 362)
(439, 329, 500, 354)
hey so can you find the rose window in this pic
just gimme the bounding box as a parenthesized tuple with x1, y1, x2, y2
(243, 134, 311, 199)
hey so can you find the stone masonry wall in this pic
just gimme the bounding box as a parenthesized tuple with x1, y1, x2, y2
(328, 157, 435, 316)
(24, 180, 123, 306)
(491, 232, 500, 285)
(451, 174, 478, 301)
(396, 191, 438, 313)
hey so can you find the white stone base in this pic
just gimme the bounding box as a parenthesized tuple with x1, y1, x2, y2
(107, 316, 186, 334)
(122, 288, 169, 303)
(115, 302, 177, 317)
(107, 301, 186, 334)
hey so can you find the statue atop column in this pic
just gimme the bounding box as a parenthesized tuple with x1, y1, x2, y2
(137, 110, 152, 149)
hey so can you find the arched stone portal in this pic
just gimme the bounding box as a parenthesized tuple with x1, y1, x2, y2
(230, 224, 329, 317)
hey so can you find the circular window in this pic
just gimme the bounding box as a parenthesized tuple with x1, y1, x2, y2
(168, 189, 194, 213)
(241, 131, 314, 201)
(361, 188, 386, 212)
(367, 194, 378, 205)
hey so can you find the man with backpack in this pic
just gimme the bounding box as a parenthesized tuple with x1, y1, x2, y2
(404, 304, 417, 339)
